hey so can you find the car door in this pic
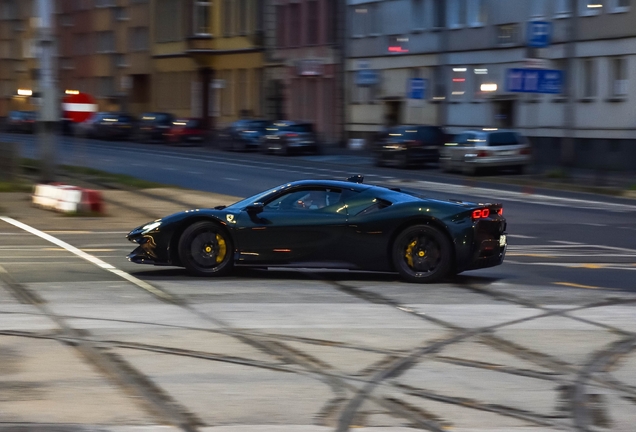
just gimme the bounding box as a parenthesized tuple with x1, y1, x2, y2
(233, 187, 347, 264)
(447, 133, 471, 169)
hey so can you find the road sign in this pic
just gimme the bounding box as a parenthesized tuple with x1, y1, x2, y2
(356, 69, 379, 86)
(506, 68, 563, 94)
(62, 92, 97, 123)
(408, 78, 427, 99)
(527, 21, 551, 48)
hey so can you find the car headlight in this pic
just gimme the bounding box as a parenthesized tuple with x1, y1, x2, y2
(141, 220, 161, 234)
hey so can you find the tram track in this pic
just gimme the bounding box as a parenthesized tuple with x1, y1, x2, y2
(3, 173, 636, 430)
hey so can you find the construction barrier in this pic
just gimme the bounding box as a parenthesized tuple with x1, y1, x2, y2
(32, 183, 105, 214)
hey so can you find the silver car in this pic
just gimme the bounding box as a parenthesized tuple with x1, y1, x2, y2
(440, 129, 532, 175)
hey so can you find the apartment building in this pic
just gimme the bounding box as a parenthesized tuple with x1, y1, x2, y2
(264, 0, 344, 145)
(54, 0, 152, 113)
(0, 0, 39, 116)
(346, 0, 636, 170)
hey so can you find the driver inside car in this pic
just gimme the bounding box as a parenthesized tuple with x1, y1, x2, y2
(297, 191, 326, 210)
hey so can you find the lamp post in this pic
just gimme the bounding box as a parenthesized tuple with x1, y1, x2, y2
(36, 0, 59, 183)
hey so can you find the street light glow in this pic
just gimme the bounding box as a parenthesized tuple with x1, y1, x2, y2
(65, 89, 80, 95)
(17, 89, 33, 96)
(481, 83, 498, 92)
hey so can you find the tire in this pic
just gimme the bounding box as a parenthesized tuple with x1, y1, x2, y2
(392, 224, 452, 283)
(178, 221, 234, 277)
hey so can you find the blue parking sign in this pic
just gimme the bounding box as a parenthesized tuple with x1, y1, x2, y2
(527, 21, 551, 48)
(408, 78, 427, 100)
(507, 68, 563, 94)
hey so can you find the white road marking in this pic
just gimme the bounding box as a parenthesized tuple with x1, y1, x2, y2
(506, 260, 636, 271)
(224, 177, 240, 181)
(582, 223, 607, 227)
(188, 171, 202, 175)
(508, 234, 536, 239)
(0, 216, 173, 301)
(550, 240, 584, 245)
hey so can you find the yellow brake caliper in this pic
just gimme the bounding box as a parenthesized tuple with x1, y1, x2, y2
(215, 234, 227, 264)
(405, 240, 417, 268)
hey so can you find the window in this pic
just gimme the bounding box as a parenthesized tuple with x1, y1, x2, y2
(156, 0, 183, 42)
(194, 0, 211, 35)
(581, 58, 596, 98)
(307, 1, 319, 45)
(264, 188, 342, 212)
(496, 23, 519, 45)
(467, 0, 485, 26)
(447, 0, 466, 28)
(61, 14, 73, 26)
(238, 0, 248, 35)
(580, 0, 603, 15)
(276, 5, 286, 47)
(221, 70, 233, 116)
(554, 0, 572, 16)
(60, 58, 73, 70)
(97, 76, 114, 97)
(95, 0, 115, 7)
(531, 0, 546, 16)
(96, 31, 114, 53)
(113, 6, 127, 21)
(223, 0, 233, 36)
(114, 53, 127, 68)
(610, 0, 630, 12)
(472, 66, 490, 99)
(451, 67, 467, 99)
(128, 27, 148, 51)
(238, 69, 248, 111)
(610, 57, 628, 98)
(289, 2, 300, 45)
(411, 0, 425, 30)
(351, 3, 379, 37)
(433, 66, 445, 99)
(326, 0, 337, 43)
(432, 0, 445, 28)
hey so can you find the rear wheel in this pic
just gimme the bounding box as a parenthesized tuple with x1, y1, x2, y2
(392, 224, 452, 283)
(178, 221, 233, 277)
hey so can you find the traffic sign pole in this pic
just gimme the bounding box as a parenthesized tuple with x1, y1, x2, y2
(63, 92, 97, 169)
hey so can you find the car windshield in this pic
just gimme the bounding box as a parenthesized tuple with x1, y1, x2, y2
(488, 132, 523, 146)
(225, 185, 287, 210)
(284, 124, 313, 133)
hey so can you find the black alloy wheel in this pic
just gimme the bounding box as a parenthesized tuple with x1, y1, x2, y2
(178, 221, 234, 276)
(392, 224, 452, 283)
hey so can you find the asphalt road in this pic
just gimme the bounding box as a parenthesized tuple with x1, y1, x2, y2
(5, 132, 636, 292)
(1, 133, 636, 431)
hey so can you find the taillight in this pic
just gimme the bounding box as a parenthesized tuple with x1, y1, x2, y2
(477, 150, 489, 157)
(472, 208, 491, 220)
(497, 208, 503, 216)
(286, 133, 298, 138)
(520, 147, 532, 155)
(405, 140, 422, 147)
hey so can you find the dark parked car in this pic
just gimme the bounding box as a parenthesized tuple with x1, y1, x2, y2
(220, 119, 270, 151)
(374, 125, 446, 168)
(75, 112, 109, 138)
(126, 175, 507, 283)
(260, 121, 319, 155)
(5, 110, 36, 133)
(137, 112, 176, 143)
(95, 112, 137, 141)
(166, 118, 206, 145)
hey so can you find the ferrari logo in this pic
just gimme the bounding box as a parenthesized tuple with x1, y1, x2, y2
(226, 214, 235, 223)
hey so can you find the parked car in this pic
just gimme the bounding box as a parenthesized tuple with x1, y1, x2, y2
(440, 129, 532, 175)
(166, 118, 206, 145)
(220, 119, 270, 151)
(137, 112, 176, 143)
(374, 125, 446, 168)
(260, 121, 319, 155)
(94, 112, 137, 141)
(5, 110, 36, 133)
(75, 112, 110, 138)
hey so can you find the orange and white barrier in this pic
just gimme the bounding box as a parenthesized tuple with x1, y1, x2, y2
(32, 184, 104, 214)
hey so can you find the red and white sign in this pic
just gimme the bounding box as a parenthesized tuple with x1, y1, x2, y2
(63, 92, 97, 123)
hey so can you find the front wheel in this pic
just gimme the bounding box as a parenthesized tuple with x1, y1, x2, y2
(392, 224, 452, 283)
(178, 221, 234, 276)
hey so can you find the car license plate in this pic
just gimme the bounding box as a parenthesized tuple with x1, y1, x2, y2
(499, 234, 507, 247)
(500, 150, 516, 156)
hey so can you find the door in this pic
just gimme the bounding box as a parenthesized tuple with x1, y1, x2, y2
(234, 187, 347, 264)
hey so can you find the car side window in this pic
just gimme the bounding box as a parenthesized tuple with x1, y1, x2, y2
(264, 188, 342, 212)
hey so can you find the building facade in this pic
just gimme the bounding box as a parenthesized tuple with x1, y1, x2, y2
(264, 0, 344, 146)
(346, 0, 636, 170)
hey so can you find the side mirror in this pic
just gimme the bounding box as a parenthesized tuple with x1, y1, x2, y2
(245, 202, 264, 214)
